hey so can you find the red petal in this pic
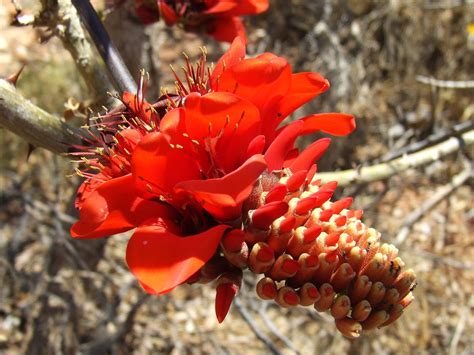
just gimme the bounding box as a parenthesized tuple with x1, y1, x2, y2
(276, 72, 330, 122)
(215, 282, 238, 323)
(289, 138, 331, 172)
(210, 36, 246, 88)
(158, 0, 178, 25)
(71, 175, 177, 238)
(174, 155, 267, 221)
(215, 54, 291, 114)
(225, 0, 269, 15)
(264, 120, 303, 172)
(126, 224, 229, 294)
(207, 16, 247, 44)
(205, 0, 238, 14)
(122, 92, 156, 124)
(299, 113, 356, 136)
(74, 173, 108, 210)
(131, 132, 201, 197)
(182, 92, 261, 172)
(245, 135, 266, 159)
(182, 92, 259, 142)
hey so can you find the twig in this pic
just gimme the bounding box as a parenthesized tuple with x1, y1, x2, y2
(317, 129, 474, 187)
(394, 165, 472, 245)
(416, 75, 474, 89)
(378, 120, 474, 163)
(234, 297, 281, 355)
(71, 0, 137, 93)
(37, 0, 114, 103)
(449, 308, 468, 355)
(0, 79, 83, 153)
(402, 247, 474, 270)
(80, 294, 150, 354)
(256, 305, 300, 355)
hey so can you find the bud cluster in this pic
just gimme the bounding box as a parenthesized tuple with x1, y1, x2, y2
(203, 167, 416, 338)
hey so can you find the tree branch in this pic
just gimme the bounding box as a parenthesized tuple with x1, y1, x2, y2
(317, 129, 474, 186)
(71, 0, 138, 94)
(37, 0, 115, 103)
(0, 79, 83, 154)
(416, 75, 474, 89)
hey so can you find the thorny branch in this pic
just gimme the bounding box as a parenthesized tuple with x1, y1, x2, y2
(377, 120, 474, 163)
(317, 129, 474, 187)
(0, 79, 83, 153)
(36, 0, 115, 103)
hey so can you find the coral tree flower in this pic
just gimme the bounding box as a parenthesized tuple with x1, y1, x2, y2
(134, 0, 269, 43)
(71, 38, 414, 337)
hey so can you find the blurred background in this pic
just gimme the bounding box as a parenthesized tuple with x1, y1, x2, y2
(1, 0, 473, 354)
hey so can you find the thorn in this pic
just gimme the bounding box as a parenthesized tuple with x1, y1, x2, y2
(26, 143, 36, 160)
(6, 65, 24, 86)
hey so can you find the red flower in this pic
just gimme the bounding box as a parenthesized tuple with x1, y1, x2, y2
(134, 0, 269, 43)
(70, 38, 356, 303)
(70, 39, 415, 337)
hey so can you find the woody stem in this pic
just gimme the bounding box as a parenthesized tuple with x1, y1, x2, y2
(0, 79, 83, 154)
(317, 128, 474, 187)
(71, 0, 137, 93)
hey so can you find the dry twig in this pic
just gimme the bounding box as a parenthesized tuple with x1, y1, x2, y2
(37, 0, 115, 102)
(395, 164, 472, 245)
(416, 75, 474, 89)
(318, 129, 474, 187)
(379, 120, 474, 163)
(234, 297, 281, 355)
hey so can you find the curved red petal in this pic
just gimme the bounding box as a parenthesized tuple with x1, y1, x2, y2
(276, 72, 330, 121)
(174, 155, 267, 221)
(126, 224, 229, 294)
(299, 113, 356, 136)
(211, 36, 246, 88)
(207, 16, 247, 44)
(264, 120, 303, 172)
(131, 132, 201, 197)
(205, 0, 238, 14)
(181, 92, 261, 172)
(74, 173, 108, 210)
(71, 175, 177, 239)
(225, 0, 269, 15)
(215, 54, 291, 113)
(215, 282, 238, 323)
(182, 92, 259, 142)
(244, 134, 266, 160)
(158, 1, 178, 25)
(289, 138, 331, 172)
(122, 92, 156, 124)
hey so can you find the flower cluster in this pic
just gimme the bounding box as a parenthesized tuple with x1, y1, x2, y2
(71, 37, 415, 338)
(134, 0, 269, 43)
